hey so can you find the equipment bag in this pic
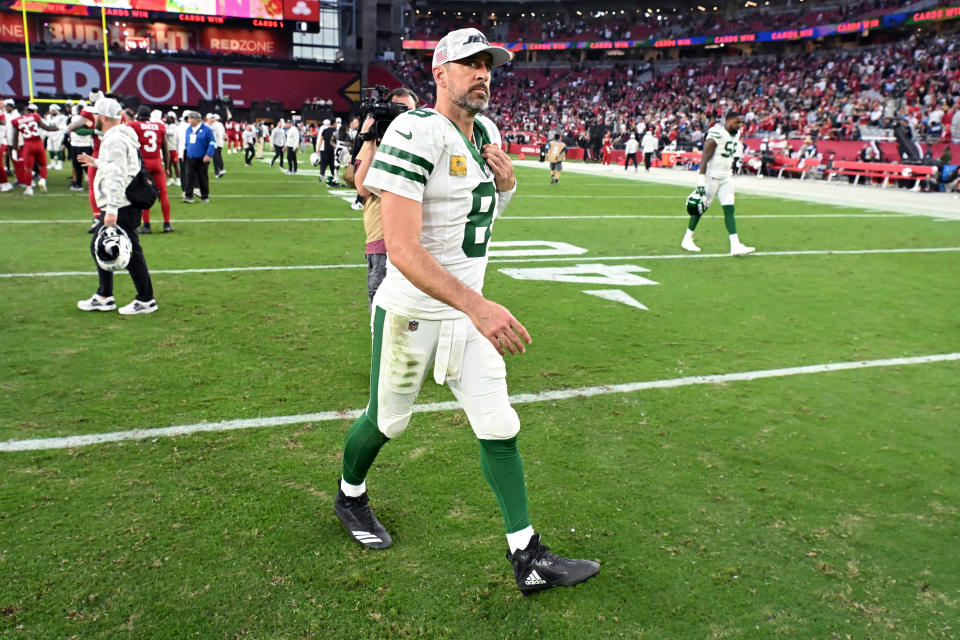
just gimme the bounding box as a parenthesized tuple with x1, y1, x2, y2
(125, 150, 159, 210)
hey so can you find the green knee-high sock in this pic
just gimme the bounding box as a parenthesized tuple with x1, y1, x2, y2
(687, 213, 702, 231)
(479, 437, 531, 533)
(723, 205, 737, 234)
(341, 413, 389, 486)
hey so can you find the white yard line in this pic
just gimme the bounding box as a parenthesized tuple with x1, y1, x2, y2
(0, 213, 912, 225)
(2, 246, 959, 279)
(2, 352, 957, 453)
(514, 160, 960, 220)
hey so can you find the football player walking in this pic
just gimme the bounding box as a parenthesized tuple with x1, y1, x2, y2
(333, 28, 600, 596)
(682, 111, 756, 256)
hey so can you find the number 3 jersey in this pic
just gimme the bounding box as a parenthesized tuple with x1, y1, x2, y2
(364, 108, 516, 319)
(704, 123, 739, 179)
(127, 120, 167, 162)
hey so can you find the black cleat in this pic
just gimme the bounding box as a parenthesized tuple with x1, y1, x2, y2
(138, 223, 152, 234)
(334, 487, 392, 549)
(163, 223, 174, 233)
(88, 219, 100, 233)
(507, 534, 600, 596)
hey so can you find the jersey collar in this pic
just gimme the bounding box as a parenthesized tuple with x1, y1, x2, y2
(437, 111, 490, 177)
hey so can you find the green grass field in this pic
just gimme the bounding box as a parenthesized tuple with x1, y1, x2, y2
(1, 152, 958, 639)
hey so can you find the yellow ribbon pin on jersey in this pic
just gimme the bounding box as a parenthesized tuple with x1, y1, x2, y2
(450, 155, 467, 177)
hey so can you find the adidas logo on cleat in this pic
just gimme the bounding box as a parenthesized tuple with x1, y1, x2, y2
(524, 570, 548, 586)
(351, 530, 383, 545)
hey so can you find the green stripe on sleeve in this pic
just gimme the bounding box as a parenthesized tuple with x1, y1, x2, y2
(379, 144, 435, 173)
(371, 159, 427, 184)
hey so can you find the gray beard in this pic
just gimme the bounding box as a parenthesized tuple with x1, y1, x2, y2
(452, 90, 488, 114)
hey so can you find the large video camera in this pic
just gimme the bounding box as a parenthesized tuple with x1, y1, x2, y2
(358, 84, 410, 143)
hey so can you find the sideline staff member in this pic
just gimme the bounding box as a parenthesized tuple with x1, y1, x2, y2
(351, 87, 418, 309)
(76, 98, 157, 315)
(182, 111, 215, 203)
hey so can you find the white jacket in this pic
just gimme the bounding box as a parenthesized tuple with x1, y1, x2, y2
(211, 121, 226, 147)
(92, 125, 140, 215)
(284, 126, 300, 148)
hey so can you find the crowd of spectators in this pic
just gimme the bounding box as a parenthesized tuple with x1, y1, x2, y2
(406, 0, 935, 44)
(388, 32, 960, 152)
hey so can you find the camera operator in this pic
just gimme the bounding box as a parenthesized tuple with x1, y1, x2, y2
(350, 87, 418, 310)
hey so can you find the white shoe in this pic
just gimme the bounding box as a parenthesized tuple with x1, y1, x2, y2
(350, 201, 363, 210)
(167, 177, 174, 185)
(681, 238, 701, 253)
(77, 294, 116, 312)
(730, 243, 756, 256)
(0, 183, 12, 192)
(38, 178, 47, 193)
(118, 299, 158, 315)
(23, 186, 34, 196)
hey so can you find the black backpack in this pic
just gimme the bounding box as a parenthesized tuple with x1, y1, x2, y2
(125, 150, 159, 210)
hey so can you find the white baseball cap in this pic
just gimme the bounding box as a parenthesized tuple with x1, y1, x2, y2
(213, 113, 221, 120)
(432, 28, 511, 69)
(322, 119, 330, 125)
(49, 104, 61, 112)
(150, 109, 162, 121)
(2, 98, 14, 106)
(88, 89, 104, 103)
(94, 97, 123, 119)
(27, 103, 38, 111)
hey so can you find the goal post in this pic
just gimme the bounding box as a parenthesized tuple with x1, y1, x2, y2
(19, 1, 112, 103)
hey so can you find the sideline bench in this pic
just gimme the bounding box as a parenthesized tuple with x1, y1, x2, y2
(776, 157, 821, 179)
(825, 161, 936, 188)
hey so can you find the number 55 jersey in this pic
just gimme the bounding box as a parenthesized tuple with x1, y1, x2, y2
(704, 123, 739, 179)
(363, 108, 516, 320)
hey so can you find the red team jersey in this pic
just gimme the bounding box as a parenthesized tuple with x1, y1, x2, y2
(13, 113, 45, 144)
(80, 108, 102, 155)
(128, 120, 167, 161)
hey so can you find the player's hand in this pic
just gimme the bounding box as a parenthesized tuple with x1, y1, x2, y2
(11, 150, 19, 162)
(103, 213, 117, 227)
(468, 298, 531, 356)
(202, 155, 212, 164)
(361, 117, 375, 135)
(696, 186, 706, 197)
(77, 152, 94, 168)
(481, 144, 516, 192)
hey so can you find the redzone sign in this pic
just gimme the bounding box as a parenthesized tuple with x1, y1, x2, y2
(0, 54, 359, 110)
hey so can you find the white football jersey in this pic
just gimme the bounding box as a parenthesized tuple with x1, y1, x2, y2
(364, 108, 514, 319)
(704, 123, 740, 178)
(165, 124, 178, 151)
(69, 113, 92, 147)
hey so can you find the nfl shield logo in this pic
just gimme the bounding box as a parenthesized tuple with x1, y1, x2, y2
(408, 320, 419, 331)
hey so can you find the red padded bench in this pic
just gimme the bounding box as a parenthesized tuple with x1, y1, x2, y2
(825, 161, 936, 188)
(777, 157, 820, 179)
